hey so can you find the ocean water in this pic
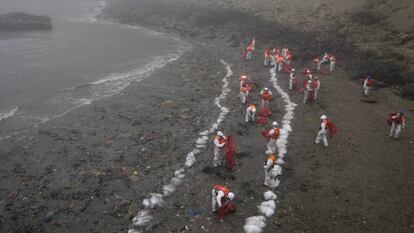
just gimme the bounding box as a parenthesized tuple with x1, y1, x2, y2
(0, 0, 191, 140)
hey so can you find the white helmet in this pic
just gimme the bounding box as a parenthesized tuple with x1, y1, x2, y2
(308, 80, 312, 83)
(320, 115, 327, 120)
(264, 87, 269, 91)
(217, 131, 224, 137)
(240, 75, 247, 79)
(291, 68, 295, 72)
(266, 150, 273, 154)
(227, 192, 235, 200)
(272, 121, 278, 127)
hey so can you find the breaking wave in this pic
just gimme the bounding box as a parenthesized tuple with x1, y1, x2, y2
(40, 45, 189, 125)
(0, 41, 190, 144)
(0, 107, 19, 122)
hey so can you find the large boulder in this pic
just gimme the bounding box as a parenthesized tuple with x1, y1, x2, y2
(0, 12, 52, 31)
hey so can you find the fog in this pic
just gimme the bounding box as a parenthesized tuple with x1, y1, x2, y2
(0, 0, 102, 17)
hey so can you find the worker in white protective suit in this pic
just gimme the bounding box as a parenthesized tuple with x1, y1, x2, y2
(289, 68, 297, 90)
(303, 80, 313, 104)
(266, 121, 280, 153)
(240, 82, 250, 104)
(260, 87, 272, 108)
(245, 104, 256, 122)
(363, 75, 374, 96)
(312, 76, 321, 100)
(389, 109, 406, 139)
(240, 75, 248, 88)
(315, 115, 329, 147)
(213, 131, 226, 167)
(263, 150, 282, 187)
(211, 185, 235, 212)
(329, 55, 336, 72)
(317, 52, 330, 70)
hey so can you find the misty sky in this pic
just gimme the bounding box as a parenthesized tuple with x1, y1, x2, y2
(0, 0, 100, 17)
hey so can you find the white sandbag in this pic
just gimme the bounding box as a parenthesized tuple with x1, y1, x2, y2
(263, 191, 277, 200)
(258, 204, 275, 217)
(162, 184, 176, 197)
(243, 224, 263, 233)
(170, 177, 182, 186)
(268, 177, 280, 189)
(199, 130, 210, 136)
(245, 216, 266, 228)
(132, 210, 153, 226)
(128, 229, 142, 233)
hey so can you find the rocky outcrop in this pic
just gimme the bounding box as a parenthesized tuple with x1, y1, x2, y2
(0, 12, 52, 31)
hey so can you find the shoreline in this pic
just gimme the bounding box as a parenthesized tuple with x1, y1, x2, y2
(0, 40, 234, 232)
(0, 12, 192, 143)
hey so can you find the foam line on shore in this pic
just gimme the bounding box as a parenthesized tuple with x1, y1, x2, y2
(243, 68, 297, 233)
(0, 107, 19, 122)
(128, 60, 233, 232)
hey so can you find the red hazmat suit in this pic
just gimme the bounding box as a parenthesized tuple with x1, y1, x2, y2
(282, 63, 292, 74)
(387, 112, 404, 125)
(261, 129, 270, 140)
(386, 113, 395, 125)
(242, 50, 247, 60)
(326, 119, 338, 138)
(218, 200, 237, 220)
(225, 134, 236, 171)
(256, 107, 272, 125)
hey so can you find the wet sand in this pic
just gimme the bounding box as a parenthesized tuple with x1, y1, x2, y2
(1, 0, 413, 232)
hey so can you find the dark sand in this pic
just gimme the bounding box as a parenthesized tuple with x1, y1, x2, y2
(1, 0, 413, 232)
